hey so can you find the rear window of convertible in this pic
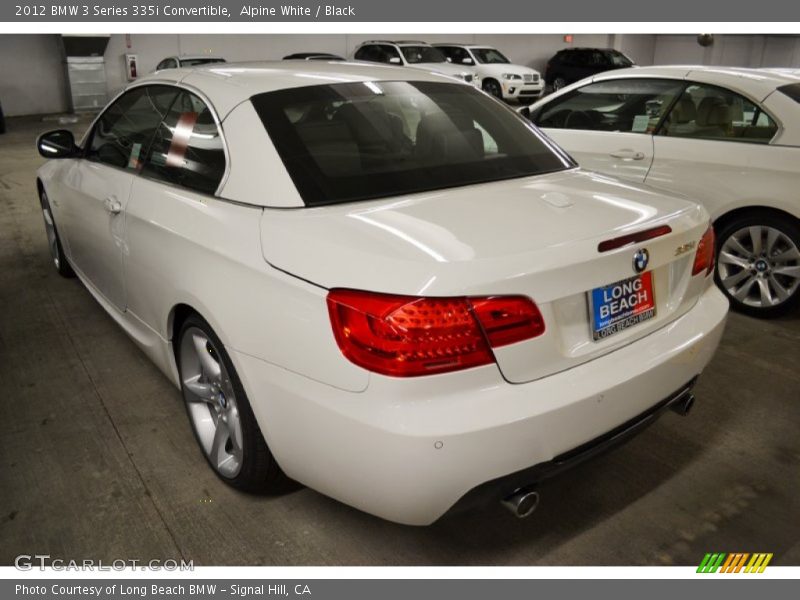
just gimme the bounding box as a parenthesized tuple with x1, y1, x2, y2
(250, 81, 574, 206)
(778, 83, 800, 103)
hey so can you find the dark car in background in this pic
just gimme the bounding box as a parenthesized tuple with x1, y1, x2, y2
(545, 48, 635, 91)
(283, 52, 345, 61)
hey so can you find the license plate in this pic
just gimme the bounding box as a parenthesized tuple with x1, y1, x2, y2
(590, 272, 656, 341)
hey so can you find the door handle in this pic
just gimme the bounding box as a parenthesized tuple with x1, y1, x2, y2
(609, 149, 646, 161)
(103, 196, 122, 214)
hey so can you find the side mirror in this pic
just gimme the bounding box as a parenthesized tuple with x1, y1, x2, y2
(37, 130, 79, 159)
(388, 57, 402, 65)
(462, 57, 474, 65)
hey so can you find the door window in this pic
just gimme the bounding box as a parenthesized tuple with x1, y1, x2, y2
(438, 46, 472, 65)
(589, 51, 610, 67)
(534, 78, 684, 133)
(86, 85, 179, 171)
(471, 48, 511, 65)
(557, 50, 578, 67)
(605, 50, 634, 67)
(399, 46, 446, 65)
(354, 44, 401, 64)
(141, 91, 227, 195)
(353, 45, 374, 61)
(660, 83, 778, 143)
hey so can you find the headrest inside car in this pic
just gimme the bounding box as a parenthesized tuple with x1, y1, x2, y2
(672, 97, 697, 124)
(697, 97, 732, 127)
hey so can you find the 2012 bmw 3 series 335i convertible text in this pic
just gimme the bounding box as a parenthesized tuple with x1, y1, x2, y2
(35, 62, 728, 525)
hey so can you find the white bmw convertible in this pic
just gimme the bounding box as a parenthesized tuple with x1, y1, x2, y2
(36, 62, 728, 525)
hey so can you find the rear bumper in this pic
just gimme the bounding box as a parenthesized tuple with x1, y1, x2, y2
(232, 285, 728, 525)
(450, 377, 697, 515)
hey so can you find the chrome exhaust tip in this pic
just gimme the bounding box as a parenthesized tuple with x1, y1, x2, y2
(501, 487, 540, 519)
(669, 393, 695, 416)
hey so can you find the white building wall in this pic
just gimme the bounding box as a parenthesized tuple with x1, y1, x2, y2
(0, 35, 69, 117)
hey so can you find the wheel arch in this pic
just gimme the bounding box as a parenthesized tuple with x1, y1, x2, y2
(168, 303, 198, 346)
(167, 301, 229, 369)
(713, 205, 800, 238)
(482, 77, 505, 99)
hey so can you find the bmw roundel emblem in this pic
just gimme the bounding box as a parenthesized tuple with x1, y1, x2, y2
(633, 248, 650, 274)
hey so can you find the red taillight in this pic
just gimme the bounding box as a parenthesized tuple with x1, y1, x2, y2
(692, 226, 716, 276)
(469, 296, 546, 347)
(326, 289, 544, 377)
(598, 225, 673, 253)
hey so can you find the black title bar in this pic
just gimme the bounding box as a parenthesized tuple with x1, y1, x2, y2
(3, 0, 800, 22)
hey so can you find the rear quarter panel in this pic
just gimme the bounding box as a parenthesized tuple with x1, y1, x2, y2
(123, 177, 368, 393)
(647, 138, 800, 222)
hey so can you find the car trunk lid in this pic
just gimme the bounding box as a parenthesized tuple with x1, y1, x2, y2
(260, 169, 712, 382)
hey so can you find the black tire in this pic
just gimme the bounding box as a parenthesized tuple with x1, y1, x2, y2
(482, 78, 503, 99)
(176, 313, 294, 494)
(39, 190, 75, 278)
(714, 211, 800, 318)
(552, 76, 567, 92)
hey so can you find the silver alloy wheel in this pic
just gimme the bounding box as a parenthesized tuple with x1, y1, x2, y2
(718, 225, 800, 308)
(553, 77, 567, 91)
(41, 194, 60, 269)
(180, 327, 244, 478)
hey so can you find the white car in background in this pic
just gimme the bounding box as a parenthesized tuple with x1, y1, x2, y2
(155, 55, 226, 70)
(434, 43, 544, 101)
(35, 62, 726, 525)
(761, 68, 800, 76)
(526, 66, 800, 317)
(353, 40, 480, 87)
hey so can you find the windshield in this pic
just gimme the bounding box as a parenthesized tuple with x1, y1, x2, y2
(606, 51, 634, 67)
(401, 46, 447, 64)
(472, 48, 510, 64)
(180, 58, 226, 67)
(251, 81, 574, 206)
